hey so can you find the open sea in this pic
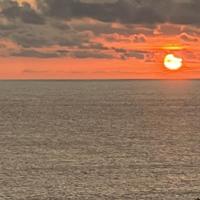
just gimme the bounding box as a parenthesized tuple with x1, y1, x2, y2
(0, 80, 200, 200)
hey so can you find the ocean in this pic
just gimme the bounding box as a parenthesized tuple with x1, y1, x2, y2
(0, 80, 200, 200)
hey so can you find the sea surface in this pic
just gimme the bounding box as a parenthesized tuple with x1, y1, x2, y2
(0, 80, 200, 200)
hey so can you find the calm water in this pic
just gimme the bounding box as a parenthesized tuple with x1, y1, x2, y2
(0, 80, 200, 200)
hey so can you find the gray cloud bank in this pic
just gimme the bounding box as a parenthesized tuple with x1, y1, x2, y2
(37, 0, 200, 25)
(2, 0, 200, 25)
(0, 0, 199, 58)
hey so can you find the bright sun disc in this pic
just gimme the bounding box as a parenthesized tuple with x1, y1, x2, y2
(164, 54, 183, 71)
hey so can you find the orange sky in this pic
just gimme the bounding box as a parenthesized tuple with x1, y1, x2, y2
(0, 0, 200, 79)
(0, 30, 199, 80)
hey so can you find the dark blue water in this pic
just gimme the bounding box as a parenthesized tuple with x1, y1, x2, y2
(0, 80, 200, 200)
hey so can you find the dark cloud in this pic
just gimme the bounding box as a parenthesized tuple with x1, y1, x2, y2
(133, 34, 146, 43)
(0, 20, 92, 48)
(0, 23, 17, 31)
(169, 0, 200, 25)
(11, 48, 114, 59)
(1, 1, 200, 29)
(0, 0, 200, 59)
(122, 50, 148, 60)
(79, 42, 109, 50)
(112, 47, 127, 53)
(37, 0, 200, 25)
(71, 20, 129, 36)
(37, 0, 165, 24)
(72, 51, 114, 59)
(10, 33, 51, 48)
(1, 0, 44, 24)
(11, 49, 62, 58)
(113, 48, 151, 60)
(179, 33, 198, 42)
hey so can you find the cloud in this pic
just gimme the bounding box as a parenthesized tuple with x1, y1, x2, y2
(37, 0, 200, 25)
(0, 19, 93, 49)
(1, 0, 44, 24)
(0, 0, 200, 59)
(11, 49, 62, 58)
(37, 0, 165, 24)
(179, 33, 198, 42)
(132, 34, 146, 43)
(11, 48, 115, 59)
(122, 50, 147, 60)
(71, 50, 114, 59)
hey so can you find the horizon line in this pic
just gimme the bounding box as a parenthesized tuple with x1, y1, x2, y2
(0, 78, 199, 81)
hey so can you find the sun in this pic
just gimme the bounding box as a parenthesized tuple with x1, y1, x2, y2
(164, 54, 183, 71)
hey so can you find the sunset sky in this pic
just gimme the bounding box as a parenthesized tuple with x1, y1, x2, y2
(0, 0, 200, 79)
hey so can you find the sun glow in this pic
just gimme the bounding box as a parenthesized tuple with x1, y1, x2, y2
(162, 45, 184, 51)
(164, 54, 183, 71)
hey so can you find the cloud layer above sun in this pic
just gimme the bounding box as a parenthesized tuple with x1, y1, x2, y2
(0, 0, 200, 78)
